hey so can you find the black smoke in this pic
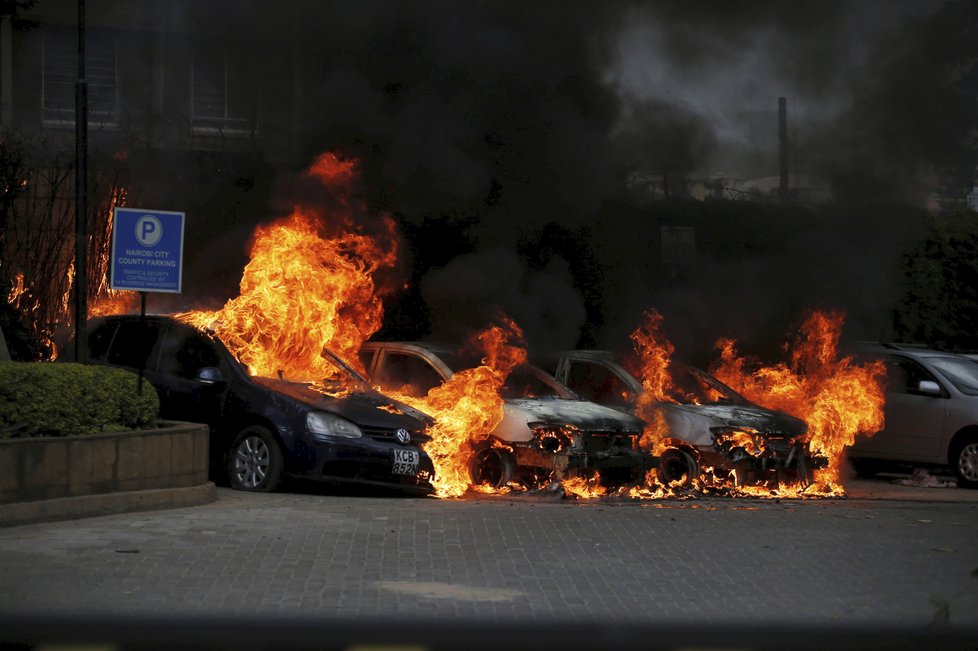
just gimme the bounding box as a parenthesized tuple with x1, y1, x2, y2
(97, 0, 978, 361)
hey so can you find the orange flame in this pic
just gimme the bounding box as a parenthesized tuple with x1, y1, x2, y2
(562, 475, 608, 499)
(90, 290, 140, 317)
(626, 308, 885, 498)
(177, 152, 399, 382)
(390, 318, 527, 498)
(711, 310, 886, 491)
(6, 273, 26, 305)
(629, 309, 676, 453)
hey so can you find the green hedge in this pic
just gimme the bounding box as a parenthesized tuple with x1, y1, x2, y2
(0, 362, 159, 439)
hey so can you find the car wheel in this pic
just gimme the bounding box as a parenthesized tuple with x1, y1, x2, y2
(469, 445, 516, 489)
(952, 436, 978, 489)
(228, 425, 284, 492)
(657, 448, 698, 486)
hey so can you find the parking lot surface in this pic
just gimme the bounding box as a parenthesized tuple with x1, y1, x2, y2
(1, 477, 977, 650)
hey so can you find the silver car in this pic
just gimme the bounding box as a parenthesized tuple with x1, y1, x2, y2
(546, 350, 825, 488)
(846, 343, 978, 488)
(358, 341, 652, 490)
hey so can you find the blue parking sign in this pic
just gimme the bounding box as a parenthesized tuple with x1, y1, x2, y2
(110, 207, 185, 293)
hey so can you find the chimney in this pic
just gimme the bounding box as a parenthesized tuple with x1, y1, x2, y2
(778, 97, 789, 201)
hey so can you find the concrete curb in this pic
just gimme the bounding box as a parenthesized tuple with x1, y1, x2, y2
(0, 482, 218, 527)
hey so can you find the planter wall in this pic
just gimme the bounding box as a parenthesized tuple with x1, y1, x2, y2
(0, 421, 215, 524)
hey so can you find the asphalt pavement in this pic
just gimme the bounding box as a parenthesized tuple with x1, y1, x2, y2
(1, 476, 977, 650)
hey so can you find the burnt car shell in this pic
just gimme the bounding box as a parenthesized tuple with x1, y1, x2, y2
(497, 393, 652, 486)
(547, 350, 823, 485)
(359, 341, 652, 488)
(659, 397, 809, 447)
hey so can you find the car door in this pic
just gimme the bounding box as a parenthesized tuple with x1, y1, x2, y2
(154, 322, 232, 430)
(851, 355, 946, 462)
(101, 318, 166, 400)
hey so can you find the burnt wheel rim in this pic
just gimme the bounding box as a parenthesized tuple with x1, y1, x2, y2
(959, 442, 978, 482)
(470, 448, 511, 488)
(659, 450, 695, 485)
(233, 435, 270, 489)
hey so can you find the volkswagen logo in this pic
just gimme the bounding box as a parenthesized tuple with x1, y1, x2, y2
(395, 428, 411, 445)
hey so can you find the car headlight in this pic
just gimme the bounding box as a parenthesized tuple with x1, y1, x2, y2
(307, 411, 363, 440)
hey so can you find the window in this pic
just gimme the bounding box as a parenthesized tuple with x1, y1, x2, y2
(157, 325, 224, 380)
(500, 366, 561, 400)
(106, 321, 162, 371)
(358, 350, 375, 373)
(87, 322, 119, 362)
(930, 357, 978, 396)
(42, 27, 118, 126)
(375, 353, 444, 398)
(888, 357, 940, 395)
(191, 47, 251, 132)
(566, 362, 632, 407)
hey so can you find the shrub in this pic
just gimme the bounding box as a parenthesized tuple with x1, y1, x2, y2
(0, 361, 159, 438)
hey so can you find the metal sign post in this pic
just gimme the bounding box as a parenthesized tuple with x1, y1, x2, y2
(110, 207, 185, 395)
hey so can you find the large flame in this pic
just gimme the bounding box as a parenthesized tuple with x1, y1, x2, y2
(80, 152, 535, 500)
(625, 308, 886, 498)
(710, 310, 887, 491)
(387, 318, 527, 498)
(629, 309, 676, 454)
(177, 152, 399, 382)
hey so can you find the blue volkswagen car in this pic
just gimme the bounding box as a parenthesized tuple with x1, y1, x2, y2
(75, 314, 436, 495)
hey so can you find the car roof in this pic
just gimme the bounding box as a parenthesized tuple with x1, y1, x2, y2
(555, 349, 619, 362)
(556, 348, 703, 374)
(361, 341, 456, 355)
(92, 313, 179, 324)
(845, 341, 971, 360)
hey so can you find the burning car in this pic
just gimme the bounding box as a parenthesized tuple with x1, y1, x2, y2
(545, 350, 826, 488)
(71, 315, 436, 495)
(358, 341, 652, 490)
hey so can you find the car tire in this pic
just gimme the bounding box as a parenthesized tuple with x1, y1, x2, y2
(227, 425, 284, 492)
(469, 445, 516, 489)
(657, 448, 698, 486)
(951, 435, 978, 489)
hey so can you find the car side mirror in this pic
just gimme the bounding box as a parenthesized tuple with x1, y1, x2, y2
(917, 380, 941, 396)
(197, 367, 226, 385)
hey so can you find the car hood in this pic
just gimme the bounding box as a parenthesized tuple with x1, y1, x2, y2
(493, 398, 646, 443)
(253, 377, 434, 432)
(659, 402, 807, 447)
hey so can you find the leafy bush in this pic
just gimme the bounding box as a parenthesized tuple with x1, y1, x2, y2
(0, 362, 159, 438)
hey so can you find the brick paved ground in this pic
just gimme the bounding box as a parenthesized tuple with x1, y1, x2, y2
(1, 485, 977, 649)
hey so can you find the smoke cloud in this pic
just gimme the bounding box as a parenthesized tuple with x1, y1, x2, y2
(100, 0, 975, 360)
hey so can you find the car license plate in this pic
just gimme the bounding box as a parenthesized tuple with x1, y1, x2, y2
(392, 448, 420, 475)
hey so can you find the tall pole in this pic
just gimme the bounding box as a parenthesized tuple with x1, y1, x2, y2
(0, 13, 13, 125)
(73, 0, 88, 363)
(778, 97, 789, 202)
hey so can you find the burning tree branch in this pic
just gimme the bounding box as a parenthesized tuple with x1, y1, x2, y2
(0, 127, 128, 359)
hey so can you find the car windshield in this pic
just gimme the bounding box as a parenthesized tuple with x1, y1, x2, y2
(317, 347, 372, 393)
(929, 356, 978, 396)
(666, 366, 752, 406)
(442, 350, 566, 399)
